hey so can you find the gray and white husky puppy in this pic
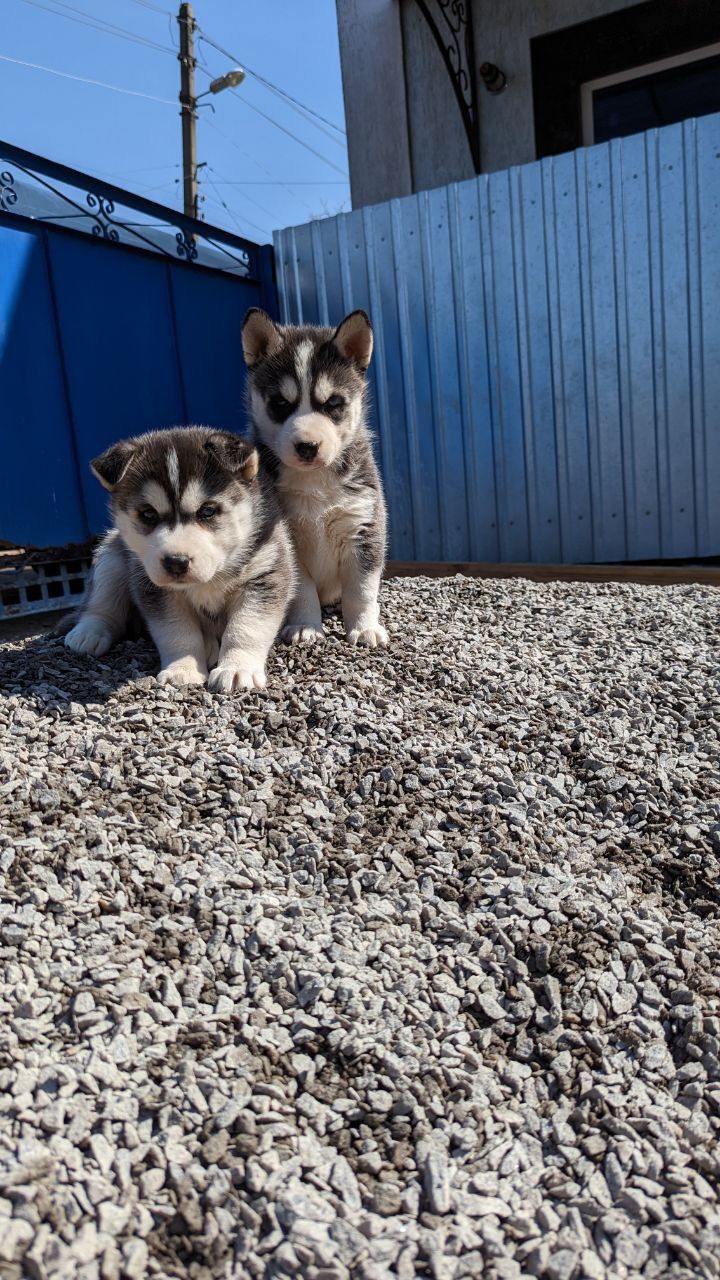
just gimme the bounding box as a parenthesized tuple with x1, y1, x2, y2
(64, 426, 295, 691)
(241, 308, 388, 648)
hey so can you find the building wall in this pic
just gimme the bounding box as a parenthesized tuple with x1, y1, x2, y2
(336, 0, 640, 205)
(335, 0, 413, 209)
(475, 0, 638, 173)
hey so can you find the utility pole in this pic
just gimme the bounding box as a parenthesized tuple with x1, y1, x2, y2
(178, 1, 198, 220)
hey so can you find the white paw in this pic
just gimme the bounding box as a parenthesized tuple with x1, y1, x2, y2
(65, 617, 114, 657)
(348, 624, 389, 649)
(157, 660, 207, 688)
(208, 663, 267, 693)
(281, 624, 325, 646)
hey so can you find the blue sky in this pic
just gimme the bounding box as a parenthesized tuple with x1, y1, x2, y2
(1, 0, 349, 243)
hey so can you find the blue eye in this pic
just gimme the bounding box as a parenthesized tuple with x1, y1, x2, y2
(138, 507, 158, 525)
(325, 395, 345, 411)
(197, 504, 219, 521)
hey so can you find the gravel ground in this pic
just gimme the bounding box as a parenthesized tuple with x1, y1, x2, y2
(1, 574, 719, 1280)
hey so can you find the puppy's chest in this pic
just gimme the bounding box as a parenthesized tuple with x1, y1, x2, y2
(185, 582, 229, 637)
(280, 475, 373, 560)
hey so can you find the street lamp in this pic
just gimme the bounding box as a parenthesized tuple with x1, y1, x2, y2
(207, 69, 246, 95)
(178, 3, 244, 220)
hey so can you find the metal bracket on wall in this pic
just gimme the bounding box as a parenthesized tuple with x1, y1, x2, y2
(412, 0, 480, 172)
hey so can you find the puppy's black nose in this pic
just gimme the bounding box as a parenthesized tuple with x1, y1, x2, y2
(295, 441, 319, 462)
(162, 554, 190, 578)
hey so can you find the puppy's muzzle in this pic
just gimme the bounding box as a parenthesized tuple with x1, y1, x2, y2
(295, 441, 319, 463)
(163, 553, 191, 579)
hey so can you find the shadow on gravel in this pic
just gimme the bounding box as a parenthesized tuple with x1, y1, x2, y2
(0, 630, 158, 707)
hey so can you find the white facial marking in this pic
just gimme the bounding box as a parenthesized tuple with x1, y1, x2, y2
(166, 446, 180, 496)
(280, 375, 298, 402)
(180, 478, 209, 515)
(294, 340, 314, 400)
(315, 374, 334, 402)
(140, 481, 171, 515)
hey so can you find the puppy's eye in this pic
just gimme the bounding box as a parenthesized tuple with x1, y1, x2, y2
(196, 503, 219, 522)
(138, 507, 158, 526)
(270, 394, 290, 411)
(325, 395, 345, 411)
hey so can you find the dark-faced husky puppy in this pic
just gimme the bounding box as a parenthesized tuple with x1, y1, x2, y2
(64, 427, 296, 691)
(241, 308, 388, 649)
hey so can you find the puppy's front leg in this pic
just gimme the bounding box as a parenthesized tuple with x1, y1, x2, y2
(145, 598, 208, 688)
(341, 560, 388, 648)
(281, 562, 324, 645)
(209, 576, 289, 693)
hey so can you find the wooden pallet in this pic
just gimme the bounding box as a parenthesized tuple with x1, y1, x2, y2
(385, 561, 720, 586)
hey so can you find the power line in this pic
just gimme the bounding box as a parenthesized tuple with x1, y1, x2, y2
(10, 1, 347, 210)
(121, 0, 173, 14)
(206, 163, 275, 220)
(198, 30, 345, 138)
(16, 0, 178, 56)
(209, 55, 346, 150)
(238, 78, 346, 150)
(202, 179, 269, 241)
(230, 90, 348, 176)
(136, 181, 181, 196)
(209, 180, 348, 186)
(0, 52, 176, 104)
(203, 115, 316, 216)
(102, 163, 180, 176)
(196, 67, 347, 178)
(91, 170, 181, 199)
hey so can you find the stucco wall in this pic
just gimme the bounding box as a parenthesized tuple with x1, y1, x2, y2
(335, 0, 413, 209)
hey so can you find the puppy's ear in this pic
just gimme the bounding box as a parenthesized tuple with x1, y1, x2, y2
(204, 432, 259, 483)
(90, 441, 136, 491)
(331, 310, 373, 371)
(242, 308, 283, 367)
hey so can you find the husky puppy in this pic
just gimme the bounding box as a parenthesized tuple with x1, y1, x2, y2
(64, 427, 295, 691)
(241, 308, 388, 648)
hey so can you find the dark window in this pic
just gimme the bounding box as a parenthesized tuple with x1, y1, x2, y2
(532, 0, 720, 159)
(590, 50, 720, 144)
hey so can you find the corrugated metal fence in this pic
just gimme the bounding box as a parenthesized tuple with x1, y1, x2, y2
(275, 113, 720, 564)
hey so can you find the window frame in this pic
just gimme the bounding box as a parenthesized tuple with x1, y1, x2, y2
(581, 40, 720, 145)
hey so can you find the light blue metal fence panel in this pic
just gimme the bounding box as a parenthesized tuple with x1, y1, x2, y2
(542, 152, 594, 563)
(386, 195, 439, 558)
(275, 112, 720, 564)
(512, 159, 561, 564)
(696, 114, 720, 556)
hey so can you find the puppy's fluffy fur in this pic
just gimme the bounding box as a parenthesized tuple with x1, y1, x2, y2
(65, 426, 295, 691)
(242, 308, 388, 648)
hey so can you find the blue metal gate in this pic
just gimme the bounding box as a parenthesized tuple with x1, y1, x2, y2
(0, 142, 275, 549)
(275, 113, 720, 565)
